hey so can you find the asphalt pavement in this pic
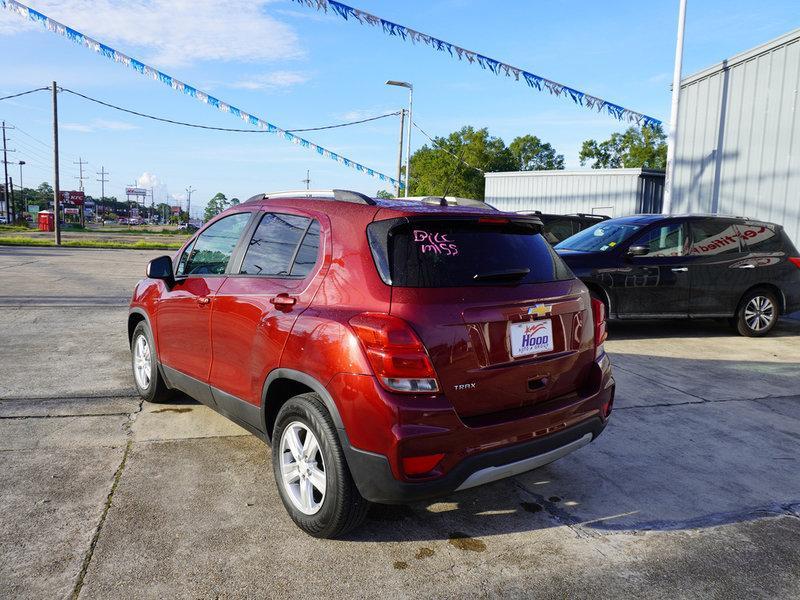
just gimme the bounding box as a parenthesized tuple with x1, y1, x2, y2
(1, 246, 798, 599)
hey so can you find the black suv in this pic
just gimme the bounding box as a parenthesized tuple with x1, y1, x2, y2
(555, 214, 800, 336)
(517, 211, 609, 244)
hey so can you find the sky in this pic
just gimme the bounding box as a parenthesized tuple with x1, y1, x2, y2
(0, 0, 798, 217)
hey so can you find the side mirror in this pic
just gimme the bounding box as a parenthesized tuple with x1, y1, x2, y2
(627, 245, 650, 257)
(147, 255, 175, 285)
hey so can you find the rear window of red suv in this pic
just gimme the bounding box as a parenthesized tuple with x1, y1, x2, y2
(369, 218, 573, 287)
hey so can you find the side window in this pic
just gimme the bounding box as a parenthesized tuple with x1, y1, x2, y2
(180, 213, 251, 275)
(689, 219, 743, 256)
(290, 221, 321, 277)
(543, 218, 576, 244)
(736, 223, 783, 252)
(632, 222, 688, 257)
(240, 213, 316, 276)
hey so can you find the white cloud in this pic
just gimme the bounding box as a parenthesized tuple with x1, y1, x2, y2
(62, 118, 139, 132)
(229, 70, 310, 91)
(135, 171, 170, 204)
(0, 1, 302, 67)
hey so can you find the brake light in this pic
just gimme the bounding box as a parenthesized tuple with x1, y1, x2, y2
(349, 313, 440, 393)
(789, 257, 800, 269)
(591, 298, 607, 347)
(478, 216, 510, 224)
(402, 453, 445, 476)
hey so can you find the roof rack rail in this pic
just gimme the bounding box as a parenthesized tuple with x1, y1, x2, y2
(243, 189, 377, 206)
(570, 213, 609, 219)
(399, 196, 497, 210)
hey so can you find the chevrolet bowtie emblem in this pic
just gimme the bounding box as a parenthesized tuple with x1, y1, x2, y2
(527, 304, 552, 318)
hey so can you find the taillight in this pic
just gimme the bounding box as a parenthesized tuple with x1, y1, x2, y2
(789, 257, 800, 269)
(591, 298, 607, 347)
(349, 313, 440, 393)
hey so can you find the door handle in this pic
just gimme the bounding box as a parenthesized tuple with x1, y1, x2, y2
(734, 264, 756, 269)
(270, 294, 297, 311)
(671, 267, 688, 272)
(197, 296, 211, 306)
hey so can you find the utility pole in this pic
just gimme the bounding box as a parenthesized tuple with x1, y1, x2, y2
(18, 161, 25, 217)
(663, 0, 688, 214)
(302, 170, 311, 190)
(149, 187, 155, 223)
(52, 82, 61, 245)
(185, 186, 194, 223)
(395, 109, 405, 196)
(74, 157, 88, 226)
(1, 121, 16, 222)
(96, 166, 108, 223)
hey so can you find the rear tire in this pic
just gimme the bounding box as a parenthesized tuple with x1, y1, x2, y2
(734, 289, 779, 337)
(271, 393, 369, 538)
(131, 321, 175, 403)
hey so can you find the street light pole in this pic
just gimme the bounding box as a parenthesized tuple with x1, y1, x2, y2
(386, 80, 413, 197)
(395, 109, 405, 196)
(18, 160, 25, 216)
(663, 0, 688, 215)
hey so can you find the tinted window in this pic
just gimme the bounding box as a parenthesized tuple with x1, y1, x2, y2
(180, 213, 251, 275)
(542, 218, 576, 244)
(736, 223, 783, 252)
(240, 213, 312, 276)
(556, 221, 641, 252)
(384, 220, 573, 287)
(633, 223, 688, 257)
(689, 219, 742, 256)
(290, 221, 321, 277)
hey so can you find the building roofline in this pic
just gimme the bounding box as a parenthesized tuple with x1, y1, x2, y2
(681, 27, 800, 88)
(484, 168, 664, 178)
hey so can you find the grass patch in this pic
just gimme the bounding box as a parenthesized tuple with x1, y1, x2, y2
(0, 225, 31, 232)
(0, 236, 182, 250)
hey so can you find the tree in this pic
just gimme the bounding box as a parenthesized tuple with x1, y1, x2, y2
(509, 135, 564, 171)
(408, 126, 564, 199)
(376, 190, 394, 199)
(204, 192, 230, 221)
(579, 125, 667, 170)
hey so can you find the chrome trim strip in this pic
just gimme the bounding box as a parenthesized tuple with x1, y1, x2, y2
(454, 432, 593, 491)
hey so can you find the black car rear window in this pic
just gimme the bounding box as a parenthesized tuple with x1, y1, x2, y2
(370, 218, 573, 287)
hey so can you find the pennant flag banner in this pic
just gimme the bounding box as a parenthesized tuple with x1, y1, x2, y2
(292, 0, 662, 128)
(0, 0, 402, 189)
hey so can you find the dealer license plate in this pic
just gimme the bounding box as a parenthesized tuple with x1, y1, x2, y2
(509, 319, 554, 358)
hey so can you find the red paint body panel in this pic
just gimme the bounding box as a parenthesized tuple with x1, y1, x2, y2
(130, 194, 614, 496)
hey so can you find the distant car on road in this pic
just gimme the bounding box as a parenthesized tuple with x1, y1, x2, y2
(129, 189, 614, 538)
(177, 222, 198, 232)
(555, 214, 800, 336)
(0, 215, 7, 225)
(517, 211, 609, 244)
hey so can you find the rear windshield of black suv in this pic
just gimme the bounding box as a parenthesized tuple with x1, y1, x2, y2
(368, 218, 573, 287)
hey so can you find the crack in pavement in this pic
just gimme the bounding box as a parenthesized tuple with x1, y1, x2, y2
(616, 393, 800, 411)
(70, 398, 144, 599)
(0, 392, 138, 402)
(611, 363, 709, 402)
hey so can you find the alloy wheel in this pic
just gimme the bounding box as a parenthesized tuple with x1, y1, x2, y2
(133, 334, 152, 389)
(744, 295, 775, 332)
(279, 422, 327, 515)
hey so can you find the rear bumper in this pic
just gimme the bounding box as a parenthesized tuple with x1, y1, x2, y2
(342, 414, 607, 504)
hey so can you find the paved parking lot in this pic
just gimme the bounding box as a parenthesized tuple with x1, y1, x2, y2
(1, 246, 799, 599)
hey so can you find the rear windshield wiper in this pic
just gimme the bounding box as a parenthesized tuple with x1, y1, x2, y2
(473, 268, 530, 282)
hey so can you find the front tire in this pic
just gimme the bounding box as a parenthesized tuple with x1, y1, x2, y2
(130, 321, 174, 402)
(271, 393, 369, 538)
(734, 289, 779, 337)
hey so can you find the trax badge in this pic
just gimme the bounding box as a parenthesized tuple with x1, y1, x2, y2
(527, 304, 552, 318)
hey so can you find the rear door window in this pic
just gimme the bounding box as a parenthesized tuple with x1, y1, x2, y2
(736, 223, 783, 252)
(179, 212, 251, 275)
(542, 218, 576, 244)
(377, 219, 573, 287)
(240, 213, 319, 277)
(689, 219, 743, 256)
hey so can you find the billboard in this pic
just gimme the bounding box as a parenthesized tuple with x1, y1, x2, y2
(60, 190, 85, 205)
(125, 187, 148, 197)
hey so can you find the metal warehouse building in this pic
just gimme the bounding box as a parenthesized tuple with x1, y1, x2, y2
(671, 27, 800, 245)
(484, 168, 664, 216)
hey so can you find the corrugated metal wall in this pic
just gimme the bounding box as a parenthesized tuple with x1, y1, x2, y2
(673, 28, 800, 245)
(485, 169, 658, 216)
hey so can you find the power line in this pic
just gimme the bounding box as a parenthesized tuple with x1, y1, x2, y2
(57, 87, 400, 134)
(0, 87, 49, 102)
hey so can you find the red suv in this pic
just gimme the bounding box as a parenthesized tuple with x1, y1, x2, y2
(129, 190, 614, 538)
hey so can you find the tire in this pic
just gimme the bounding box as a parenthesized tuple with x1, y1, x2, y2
(271, 393, 369, 538)
(734, 288, 779, 337)
(130, 320, 175, 403)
